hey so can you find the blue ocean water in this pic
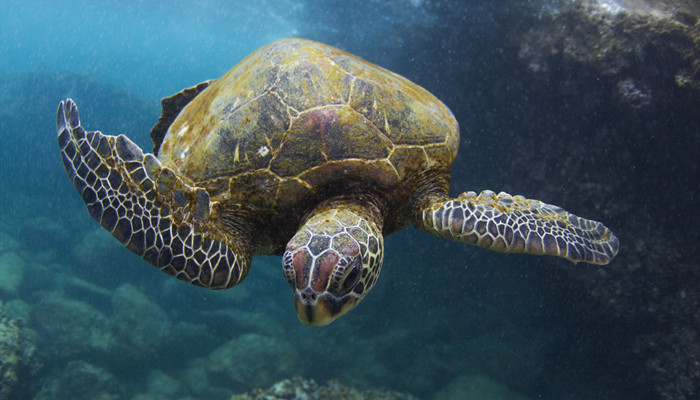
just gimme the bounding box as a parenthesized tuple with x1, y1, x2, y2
(1, 1, 698, 399)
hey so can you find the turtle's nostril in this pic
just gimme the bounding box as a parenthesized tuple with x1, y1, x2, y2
(300, 287, 318, 302)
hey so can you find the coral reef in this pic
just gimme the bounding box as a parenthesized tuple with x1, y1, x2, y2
(229, 377, 419, 400)
(0, 302, 39, 400)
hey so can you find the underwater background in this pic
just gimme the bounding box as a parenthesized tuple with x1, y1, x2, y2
(0, 0, 698, 399)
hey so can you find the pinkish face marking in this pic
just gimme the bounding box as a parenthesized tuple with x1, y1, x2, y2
(312, 251, 339, 292)
(291, 249, 311, 289)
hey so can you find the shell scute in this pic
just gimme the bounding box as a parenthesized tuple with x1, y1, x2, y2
(270, 105, 392, 178)
(273, 57, 353, 112)
(299, 159, 399, 190)
(228, 170, 281, 208)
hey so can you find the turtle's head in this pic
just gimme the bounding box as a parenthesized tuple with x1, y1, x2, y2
(282, 206, 384, 326)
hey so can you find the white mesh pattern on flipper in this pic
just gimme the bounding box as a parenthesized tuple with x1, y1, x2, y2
(421, 190, 619, 264)
(56, 99, 249, 288)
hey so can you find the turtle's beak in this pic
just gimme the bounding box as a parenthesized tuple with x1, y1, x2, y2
(294, 289, 354, 326)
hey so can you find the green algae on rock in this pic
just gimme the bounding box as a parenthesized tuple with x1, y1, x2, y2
(229, 377, 419, 400)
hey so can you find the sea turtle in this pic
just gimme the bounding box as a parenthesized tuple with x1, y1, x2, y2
(55, 38, 619, 326)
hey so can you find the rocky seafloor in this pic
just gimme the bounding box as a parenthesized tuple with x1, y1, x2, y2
(1, 1, 698, 399)
(0, 225, 538, 400)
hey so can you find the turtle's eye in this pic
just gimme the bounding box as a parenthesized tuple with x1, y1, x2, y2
(330, 256, 361, 296)
(341, 263, 361, 292)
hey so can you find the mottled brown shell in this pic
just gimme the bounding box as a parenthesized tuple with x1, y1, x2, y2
(158, 38, 458, 214)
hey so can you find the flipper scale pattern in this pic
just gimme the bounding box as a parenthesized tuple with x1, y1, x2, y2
(56, 99, 249, 289)
(421, 190, 619, 264)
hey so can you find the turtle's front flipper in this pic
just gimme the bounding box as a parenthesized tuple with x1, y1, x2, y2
(417, 190, 619, 264)
(56, 99, 250, 288)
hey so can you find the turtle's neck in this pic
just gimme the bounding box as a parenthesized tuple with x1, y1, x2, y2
(304, 191, 386, 233)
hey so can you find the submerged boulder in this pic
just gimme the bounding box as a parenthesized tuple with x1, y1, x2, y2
(35, 360, 122, 400)
(0, 232, 18, 254)
(0, 252, 25, 295)
(110, 283, 172, 356)
(130, 369, 192, 400)
(71, 228, 136, 288)
(30, 296, 113, 359)
(206, 333, 301, 392)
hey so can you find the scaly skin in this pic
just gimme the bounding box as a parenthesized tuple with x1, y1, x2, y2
(419, 190, 619, 264)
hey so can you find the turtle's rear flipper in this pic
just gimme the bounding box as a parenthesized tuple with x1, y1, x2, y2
(56, 99, 250, 288)
(418, 190, 619, 264)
